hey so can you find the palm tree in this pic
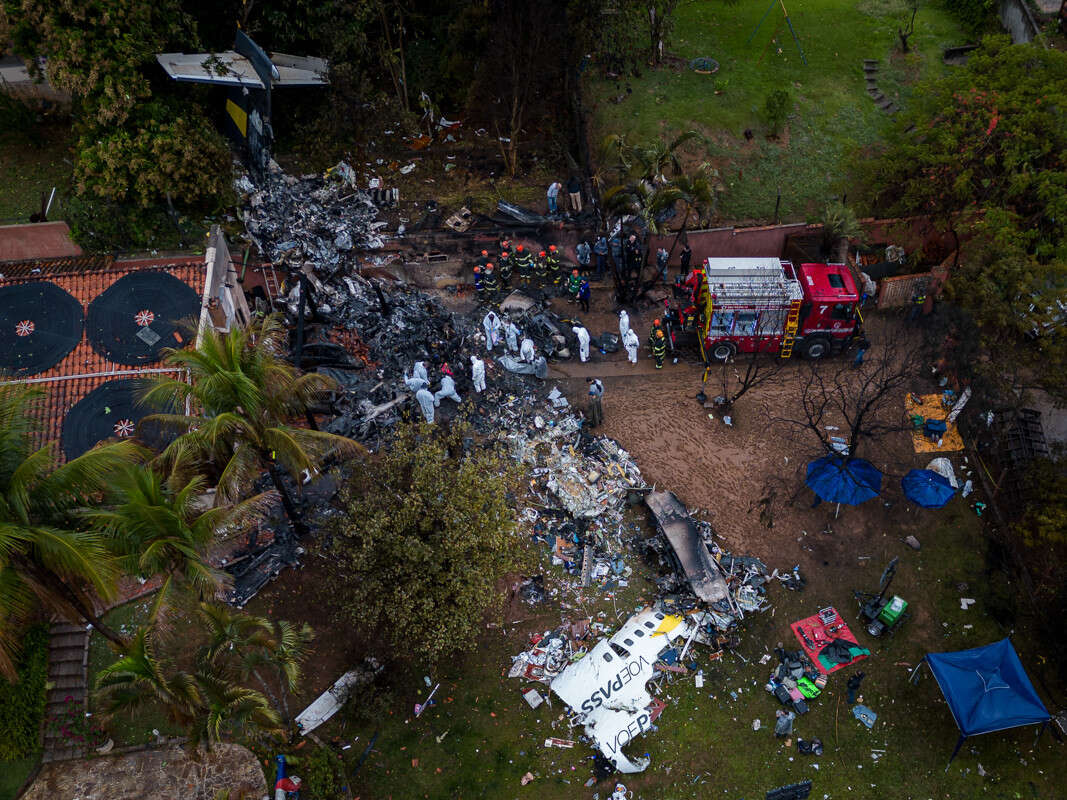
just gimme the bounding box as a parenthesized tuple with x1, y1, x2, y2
(192, 670, 283, 749)
(199, 602, 313, 723)
(0, 384, 141, 675)
(84, 467, 274, 624)
(666, 165, 718, 256)
(821, 200, 864, 263)
(96, 626, 282, 751)
(95, 627, 200, 732)
(141, 313, 362, 538)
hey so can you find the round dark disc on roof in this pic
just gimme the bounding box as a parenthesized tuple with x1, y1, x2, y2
(0, 281, 84, 376)
(61, 378, 174, 460)
(86, 271, 200, 365)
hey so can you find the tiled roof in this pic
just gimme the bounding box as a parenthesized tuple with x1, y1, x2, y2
(0, 256, 206, 455)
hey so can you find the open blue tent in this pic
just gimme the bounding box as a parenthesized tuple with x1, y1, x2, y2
(806, 455, 882, 506)
(912, 638, 1051, 765)
(902, 468, 956, 508)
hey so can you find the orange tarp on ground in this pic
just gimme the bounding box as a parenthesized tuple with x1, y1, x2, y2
(905, 393, 964, 453)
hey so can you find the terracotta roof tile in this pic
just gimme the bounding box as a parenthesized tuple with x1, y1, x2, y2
(0, 257, 206, 456)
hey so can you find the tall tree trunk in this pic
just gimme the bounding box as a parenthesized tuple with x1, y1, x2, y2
(251, 666, 288, 721)
(266, 461, 309, 539)
(20, 557, 128, 647)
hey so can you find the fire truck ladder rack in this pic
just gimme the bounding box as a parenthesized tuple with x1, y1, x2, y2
(779, 298, 803, 358)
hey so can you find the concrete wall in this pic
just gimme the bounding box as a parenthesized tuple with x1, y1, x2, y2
(999, 0, 1042, 44)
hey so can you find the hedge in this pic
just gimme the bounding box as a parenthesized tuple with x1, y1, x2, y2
(0, 625, 50, 760)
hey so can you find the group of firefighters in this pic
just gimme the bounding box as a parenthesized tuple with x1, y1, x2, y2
(469, 234, 713, 372)
(472, 238, 592, 311)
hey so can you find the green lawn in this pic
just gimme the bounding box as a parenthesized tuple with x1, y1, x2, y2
(588, 0, 968, 222)
(319, 506, 1062, 800)
(0, 756, 39, 800)
(0, 125, 71, 224)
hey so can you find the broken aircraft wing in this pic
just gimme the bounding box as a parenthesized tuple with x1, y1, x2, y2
(550, 607, 694, 773)
(645, 490, 731, 605)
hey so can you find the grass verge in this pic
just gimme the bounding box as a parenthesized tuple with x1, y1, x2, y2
(587, 0, 967, 222)
(307, 505, 1061, 799)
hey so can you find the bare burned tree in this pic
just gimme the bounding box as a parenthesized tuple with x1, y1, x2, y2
(775, 337, 911, 462)
(471, 0, 566, 177)
(709, 315, 788, 418)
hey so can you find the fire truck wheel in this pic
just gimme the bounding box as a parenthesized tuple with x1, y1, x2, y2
(710, 341, 737, 362)
(801, 337, 830, 360)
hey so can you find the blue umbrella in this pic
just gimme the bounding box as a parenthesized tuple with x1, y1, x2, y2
(806, 455, 882, 509)
(902, 469, 956, 508)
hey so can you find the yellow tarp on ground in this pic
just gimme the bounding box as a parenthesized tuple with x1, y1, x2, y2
(905, 393, 964, 453)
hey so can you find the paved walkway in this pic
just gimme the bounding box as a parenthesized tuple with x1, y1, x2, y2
(23, 742, 266, 800)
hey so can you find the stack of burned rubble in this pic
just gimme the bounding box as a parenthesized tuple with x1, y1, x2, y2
(236, 161, 387, 275)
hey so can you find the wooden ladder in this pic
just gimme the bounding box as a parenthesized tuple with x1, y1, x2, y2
(262, 264, 283, 308)
(780, 299, 802, 358)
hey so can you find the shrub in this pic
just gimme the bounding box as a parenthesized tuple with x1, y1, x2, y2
(944, 0, 997, 35)
(0, 624, 50, 760)
(44, 696, 109, 750)
(763, 89, 792, 137)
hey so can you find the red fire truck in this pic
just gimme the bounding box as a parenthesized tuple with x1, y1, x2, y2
(688, 258, 862, 361)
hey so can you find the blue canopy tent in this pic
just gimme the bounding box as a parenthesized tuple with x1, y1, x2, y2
(806, 455, 882, 516)
(902, 468, 956, 509)
(911, 638, 1051, 766)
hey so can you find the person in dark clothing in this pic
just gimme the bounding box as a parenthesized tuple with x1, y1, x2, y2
(846, 672, 865, 704)
(593, 236, 608, 279)
(498, 250, 512, 287)
(624, 234, 642, 276)
(514, 245, 532, 285)
(473, 265, 485, 303)
(651, 329, 667, 369)
(680, 242, 692, 275)
(852, 334, 871, 367)
(482, 263, 499, 297)
(586, 377, 604, 427)
(577, 277, 591, 312)
(566, 176, 582, 213)
(609, 234, 623, 273)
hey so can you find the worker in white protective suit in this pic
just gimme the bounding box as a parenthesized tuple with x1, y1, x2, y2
(482, 311, 502, 351)
(412, 360, 429, 384)
(623, 327, 639, 364)
(520, 337, 536, 363)
(470, 355, 486, 393)
(504, 318, 521, 352)
(433, 367, 462, 406)
(415, 387, 435, 423)
(572, 324, 590, 363)
(618, 309, 629, 343)
(403, 369, 429, 392)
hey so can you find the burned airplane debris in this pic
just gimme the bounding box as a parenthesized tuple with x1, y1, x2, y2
(645, 491, 731, 606)
(550, 607, 700, 773)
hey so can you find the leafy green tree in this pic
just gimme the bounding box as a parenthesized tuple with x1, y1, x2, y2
(856, 36, 1067, 402)
(3, 0, 191, 127)
(3, 0, 231, 214)
(325, 420, 523, 665)
(143, 313, 362, 537)
(96, 627, 282, 751)
(0, 385, 140, 675)
(73, 108, 232, 209)
(199, 602, 313, 722)
(84, 468, 271, 624)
